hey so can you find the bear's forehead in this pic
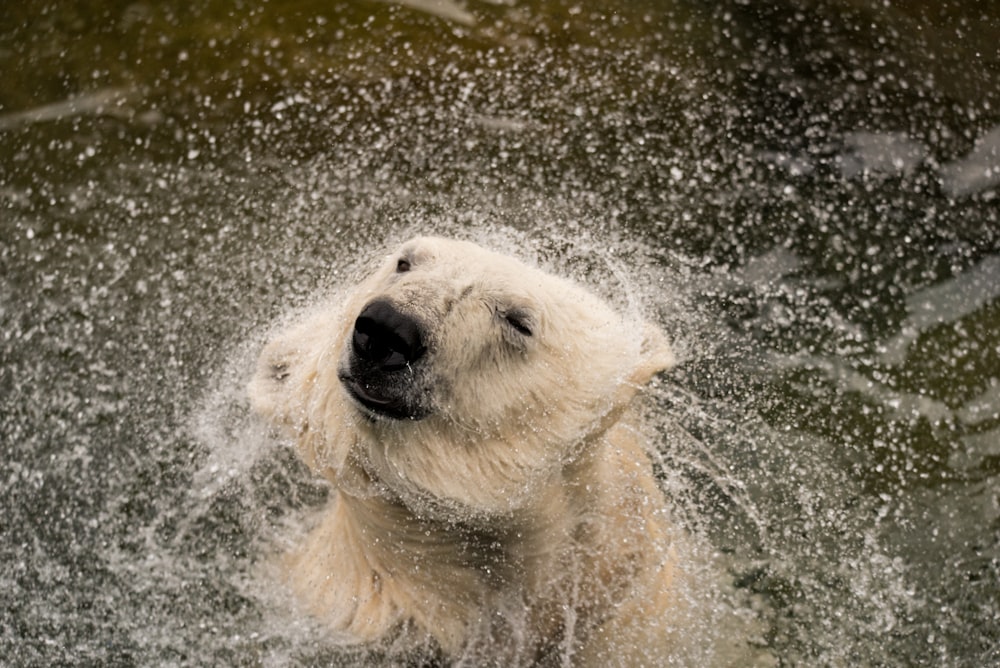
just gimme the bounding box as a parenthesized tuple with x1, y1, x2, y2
(390, 237, 620, 324)
(400, 237, 520, 266)
(395, 237, 546, 283)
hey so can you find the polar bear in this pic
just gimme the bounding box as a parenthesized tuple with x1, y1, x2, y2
(249, 236, 683, 665)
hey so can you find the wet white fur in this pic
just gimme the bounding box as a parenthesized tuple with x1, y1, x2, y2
(249, 237, 682, 665)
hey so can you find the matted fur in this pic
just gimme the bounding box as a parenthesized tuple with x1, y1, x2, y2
(248, 237, 683, 664)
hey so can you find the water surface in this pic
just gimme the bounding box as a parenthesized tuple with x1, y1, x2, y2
(2, 1, 999, 665)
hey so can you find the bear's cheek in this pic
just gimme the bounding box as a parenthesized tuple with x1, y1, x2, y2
(431, 359, 553, 430)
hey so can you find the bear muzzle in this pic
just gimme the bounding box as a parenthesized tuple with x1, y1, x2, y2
(340, 299, 431, 420)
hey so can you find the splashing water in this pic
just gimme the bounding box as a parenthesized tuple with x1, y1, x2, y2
(2, 1, 999, 665)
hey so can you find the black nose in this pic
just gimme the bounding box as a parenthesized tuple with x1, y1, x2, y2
(352, 299, 426, 371)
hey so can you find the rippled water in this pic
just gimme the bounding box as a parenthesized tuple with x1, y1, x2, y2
(2, 1, 999, 665)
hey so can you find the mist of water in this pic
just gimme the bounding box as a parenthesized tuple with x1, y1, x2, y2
(3, 1, 999, 665)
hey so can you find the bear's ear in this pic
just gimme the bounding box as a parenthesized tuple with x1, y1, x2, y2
(248, 304, 346, 428)
(628, 321, 676, 387)
(587, 321, 675, 442)
(247, 331, 309, 427)
(247, 304, 343, 430)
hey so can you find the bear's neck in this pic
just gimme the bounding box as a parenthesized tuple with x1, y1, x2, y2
(285, 428, 667, 658)
(290, 485, 573, 657)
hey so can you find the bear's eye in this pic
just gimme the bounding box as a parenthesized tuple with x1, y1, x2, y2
(396, 258, 411, 273)
(504, 311, 533, 337)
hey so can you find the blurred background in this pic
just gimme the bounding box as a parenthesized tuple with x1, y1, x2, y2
(2, 1, 999, 665)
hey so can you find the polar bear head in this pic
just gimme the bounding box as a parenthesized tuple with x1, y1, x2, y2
(249, 236, 674, 518)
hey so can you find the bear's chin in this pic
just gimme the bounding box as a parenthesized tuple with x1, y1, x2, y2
(340, 375, 431, 421)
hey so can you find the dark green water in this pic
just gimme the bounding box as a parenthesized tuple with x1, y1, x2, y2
(2, 1, 999, 665)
